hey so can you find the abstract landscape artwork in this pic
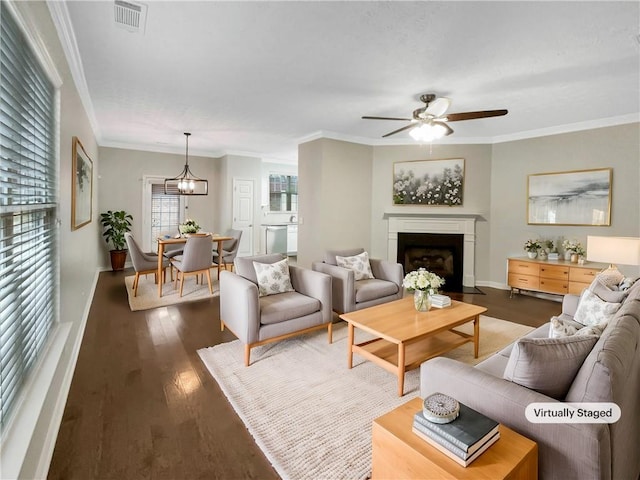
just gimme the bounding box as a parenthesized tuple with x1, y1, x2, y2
(527, 168, 612, 225)
(393, 158, 464, 206)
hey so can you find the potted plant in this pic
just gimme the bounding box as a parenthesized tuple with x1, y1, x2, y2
(100, 210, 133, 271)
(524, 239, 541, 259)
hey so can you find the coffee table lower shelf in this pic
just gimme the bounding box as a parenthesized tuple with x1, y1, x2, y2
(353, 329, 473, 373)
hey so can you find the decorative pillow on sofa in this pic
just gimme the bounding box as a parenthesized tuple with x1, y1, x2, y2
(504, 335, 598, 399)
(589, 276, 628, 303)
(574, 288, 622, 326)
(595, 267, 625, 288)
(549, 316, 608, 339)
(253, 258, 295, 297)
(335, 251, 374, 281)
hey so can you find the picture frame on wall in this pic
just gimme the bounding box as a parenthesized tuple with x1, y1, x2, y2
(71, 136, 93, 230)
(527, 168, 612, 226)
(393, 158, 464, 206)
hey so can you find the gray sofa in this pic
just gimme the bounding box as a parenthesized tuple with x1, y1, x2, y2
(420, 280, 640, 480)
(312, 248, 403, 314)
(220, 254, 332, 366)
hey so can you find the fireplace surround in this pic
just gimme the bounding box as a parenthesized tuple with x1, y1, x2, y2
(387, 215, 476, 288)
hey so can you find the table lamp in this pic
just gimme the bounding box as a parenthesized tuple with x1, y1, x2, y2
(586, 236, 640, 285)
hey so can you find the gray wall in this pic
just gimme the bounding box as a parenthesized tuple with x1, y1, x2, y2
(8, 2, 101, 478)
(298, 138, 373, 267)
(297, 123, 639, 283)
(98, 147, 220, 265)
(370, 144, 493, 279)
(490, 123, 640, 284)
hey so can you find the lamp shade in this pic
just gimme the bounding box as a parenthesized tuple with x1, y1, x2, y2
(586, 236, 640, 266)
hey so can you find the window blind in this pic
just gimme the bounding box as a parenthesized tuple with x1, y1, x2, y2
(0, 2, 58, 429)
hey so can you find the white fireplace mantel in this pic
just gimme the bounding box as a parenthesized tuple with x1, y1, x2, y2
(388, 215, 476, 287)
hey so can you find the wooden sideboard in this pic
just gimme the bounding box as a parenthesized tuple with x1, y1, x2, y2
(508, 256, 607, 296)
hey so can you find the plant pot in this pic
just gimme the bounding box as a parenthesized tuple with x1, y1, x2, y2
(527, 251, 537, 259)
(110, 249, 128, 271)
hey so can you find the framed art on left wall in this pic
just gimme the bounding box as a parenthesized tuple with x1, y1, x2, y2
(71, 136, 93, 230)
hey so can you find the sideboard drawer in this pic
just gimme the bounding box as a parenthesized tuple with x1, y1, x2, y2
(508, 273, 540, 291)
(569, 267, 600, 284)
(540, 265, 569, 280)
(508, 260, 540, 276)
(568, 282, 589, 295)
(539, 278, 568, 294)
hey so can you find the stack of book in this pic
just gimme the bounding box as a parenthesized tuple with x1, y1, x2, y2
(412, 402, 500, 467)
(430, 294, 451, 308)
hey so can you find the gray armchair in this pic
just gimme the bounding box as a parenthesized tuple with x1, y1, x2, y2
(125, 232, 170, 297)
(220, 253, 332, 366)
(312, 248, 403, 314)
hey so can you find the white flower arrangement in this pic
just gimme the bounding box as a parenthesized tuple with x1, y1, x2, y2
(562, 239, 584, 255)
(403, 268, 445, 294)
(179, 218, 200, 234)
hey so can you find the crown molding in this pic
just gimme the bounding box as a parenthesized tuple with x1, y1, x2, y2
(47, 1, 101, 140)
(6, 1, 62, 88)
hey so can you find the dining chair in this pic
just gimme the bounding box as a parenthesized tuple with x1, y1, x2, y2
(170, 234, 214, 297)
(212, 229, 243, 272)
(125, 232, 171, 297)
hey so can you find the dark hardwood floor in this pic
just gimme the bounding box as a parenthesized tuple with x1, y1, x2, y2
(47, 269, 561, 480)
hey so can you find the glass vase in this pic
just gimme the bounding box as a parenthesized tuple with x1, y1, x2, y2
(414, 290, 431, 312)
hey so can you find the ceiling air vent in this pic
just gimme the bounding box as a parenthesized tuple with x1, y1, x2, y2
(114, 0, 147, 34)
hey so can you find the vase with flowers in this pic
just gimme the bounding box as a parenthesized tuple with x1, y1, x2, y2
(403, 268, 445, 312)
(562, 239, 584, 262)
(179, 218, 201, 235)
(524, 239, 542, 259)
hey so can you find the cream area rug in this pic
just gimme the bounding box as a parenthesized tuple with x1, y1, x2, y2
(124, 274, 219, 311)
(197, 316, 533, 480)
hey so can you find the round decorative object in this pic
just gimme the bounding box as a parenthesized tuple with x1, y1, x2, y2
(414, 290, 431, 312)
(422, 392, 460, 424)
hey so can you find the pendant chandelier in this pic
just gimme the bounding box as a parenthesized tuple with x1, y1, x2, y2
(164, 132, 208, 195)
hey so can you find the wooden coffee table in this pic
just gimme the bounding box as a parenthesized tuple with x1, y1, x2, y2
(340, 297, 487, 396)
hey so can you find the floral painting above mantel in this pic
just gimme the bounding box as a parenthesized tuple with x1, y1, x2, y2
(393, 158, 464, 206)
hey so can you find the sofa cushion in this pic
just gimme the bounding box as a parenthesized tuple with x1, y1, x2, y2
(549, 316, 585, 338)
(574, 288, 622, 326)
(253, 258, 295, 297)
(259, 291, 321, 325)
(504, 335, 598, 399)
(336, 251, 374, 280)
(355, 278, 399, 303)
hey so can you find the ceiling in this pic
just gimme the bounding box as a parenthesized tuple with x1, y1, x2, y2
(51, 1, 640, 162)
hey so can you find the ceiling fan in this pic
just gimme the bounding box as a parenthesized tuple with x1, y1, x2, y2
(362, 94, 508, 140)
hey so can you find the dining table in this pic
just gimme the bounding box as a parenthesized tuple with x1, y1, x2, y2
(156, 234, 233, 297)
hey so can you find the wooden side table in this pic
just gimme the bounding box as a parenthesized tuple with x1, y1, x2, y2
(372, 398, 537, 480)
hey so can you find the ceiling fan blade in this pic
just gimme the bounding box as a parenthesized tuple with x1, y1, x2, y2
(433, 120, 454, 136)
(425, 97, 451, 118)
(362, 116, 413, 121)
(382, 123, 415, 138)
(445, 109, 508, 122)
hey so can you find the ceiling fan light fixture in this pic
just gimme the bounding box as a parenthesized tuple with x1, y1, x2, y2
(409, 121, 449, 142)
(164, 132, 208, 195)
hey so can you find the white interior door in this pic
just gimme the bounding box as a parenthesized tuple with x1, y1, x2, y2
(232, 178, 254, 257)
